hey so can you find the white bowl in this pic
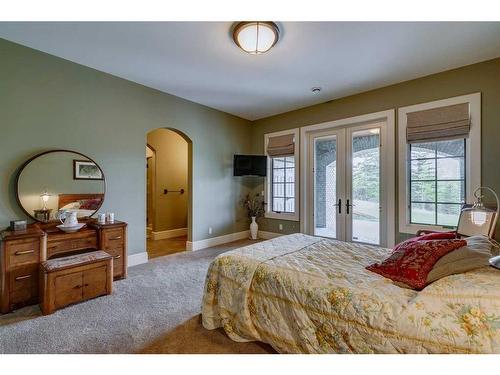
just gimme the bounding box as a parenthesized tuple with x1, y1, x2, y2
(56, 223, 86, 233)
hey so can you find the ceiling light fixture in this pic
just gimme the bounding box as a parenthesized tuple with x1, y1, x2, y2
(311, 87, 322, 94)
(232, 22, 280, 54)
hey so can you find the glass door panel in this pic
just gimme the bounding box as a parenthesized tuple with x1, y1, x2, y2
(312, 132, 343, 238)
(348, 128, 381, 245)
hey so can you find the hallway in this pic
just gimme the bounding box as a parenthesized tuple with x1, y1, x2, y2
(147, 236, 187, 259)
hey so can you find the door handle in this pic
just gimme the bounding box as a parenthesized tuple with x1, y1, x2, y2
(346, 199, 355, 214)
(333, 198, 342, 214)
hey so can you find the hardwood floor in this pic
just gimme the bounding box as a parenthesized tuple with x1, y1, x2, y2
(147, 235, 187, 259)
(146, 236, 262, 259)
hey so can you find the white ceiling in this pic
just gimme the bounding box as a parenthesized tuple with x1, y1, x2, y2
(1, 22, 499, 120)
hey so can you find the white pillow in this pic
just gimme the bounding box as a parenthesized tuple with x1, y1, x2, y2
(426, 235, 492, 283)
(60, 202, 81, 210)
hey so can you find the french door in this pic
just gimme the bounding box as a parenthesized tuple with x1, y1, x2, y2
(308, 121, 388, 246)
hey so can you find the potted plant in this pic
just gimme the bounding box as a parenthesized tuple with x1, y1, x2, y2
(242, 193, 265, 240)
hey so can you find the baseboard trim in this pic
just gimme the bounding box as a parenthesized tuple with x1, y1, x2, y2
(258, 231, 282, 240)
(186, 230, 250, 251)
(151, 227, 188, 240)
(128, 251, 149, 267)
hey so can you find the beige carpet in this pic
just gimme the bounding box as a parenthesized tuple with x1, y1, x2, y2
(0, 238, 275, 354)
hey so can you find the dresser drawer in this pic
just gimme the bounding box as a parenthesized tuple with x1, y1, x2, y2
(8, 264, 39, 308)
(103, 248, 123, 277)
(6, 238, 41, 269)
(111, 253, 124, 279)
(102, 228, 124, 250)
(47, 236, 97, 258)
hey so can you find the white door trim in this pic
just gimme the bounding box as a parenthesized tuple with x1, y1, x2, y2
(300, 109, 396, 247)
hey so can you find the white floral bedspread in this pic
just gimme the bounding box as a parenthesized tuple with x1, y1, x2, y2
(201, 233, 500, 353)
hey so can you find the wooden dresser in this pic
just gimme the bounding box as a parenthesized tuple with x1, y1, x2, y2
(0, 219, 127, 314)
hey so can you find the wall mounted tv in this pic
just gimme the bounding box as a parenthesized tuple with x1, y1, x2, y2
(233, 155, 267, 177)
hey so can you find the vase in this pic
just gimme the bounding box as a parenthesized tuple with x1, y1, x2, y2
(250, 216, 258, 240)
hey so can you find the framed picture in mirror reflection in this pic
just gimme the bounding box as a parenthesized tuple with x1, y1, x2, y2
(73, 160, 103, 180)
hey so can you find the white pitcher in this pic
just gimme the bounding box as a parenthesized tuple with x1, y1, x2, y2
(59, 211, 78, 227)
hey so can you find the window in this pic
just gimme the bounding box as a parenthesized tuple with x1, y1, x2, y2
(264, 129, 299, 221)
(398, 93, 481, 234)
(409, 139, 465, 227)
(271, 156, 295, 213)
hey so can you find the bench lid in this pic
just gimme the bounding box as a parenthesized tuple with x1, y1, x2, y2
(42, 250, 112, 272)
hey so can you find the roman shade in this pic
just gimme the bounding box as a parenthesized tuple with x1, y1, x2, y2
(406, 103, 470, 143)
(266, 133, 295, 156)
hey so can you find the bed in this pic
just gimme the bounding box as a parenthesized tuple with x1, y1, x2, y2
(58, 193, 104, 218)
(201, 233, 500, 353)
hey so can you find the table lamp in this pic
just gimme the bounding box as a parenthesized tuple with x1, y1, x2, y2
(463, 187, 500, 270)
(40, 189, 51, 210)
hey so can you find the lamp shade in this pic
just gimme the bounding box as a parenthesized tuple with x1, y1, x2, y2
(40, 189, 51, 209)
(457, 187, 499, 238)
(233, 22, 279, 54)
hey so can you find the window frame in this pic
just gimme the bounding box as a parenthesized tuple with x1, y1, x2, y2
(398, 93, 481, 234)
(264, 128, 300, 221)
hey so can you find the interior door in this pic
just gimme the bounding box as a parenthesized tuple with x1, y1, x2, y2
(309, 121, 386, 246)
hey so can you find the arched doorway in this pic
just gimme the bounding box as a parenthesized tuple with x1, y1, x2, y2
(146, 128, 193, 258)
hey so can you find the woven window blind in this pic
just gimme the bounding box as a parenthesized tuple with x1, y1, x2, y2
(406, 102, 470, 143)
(266, 133, 295, 156)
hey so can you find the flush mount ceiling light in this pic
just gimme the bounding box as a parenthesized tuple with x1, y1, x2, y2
(232, 22, 280, 54)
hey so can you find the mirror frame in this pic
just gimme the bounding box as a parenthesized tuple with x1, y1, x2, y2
(15, 149, 107, 222)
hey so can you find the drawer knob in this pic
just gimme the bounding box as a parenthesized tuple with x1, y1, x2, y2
(15, 274, 32, 281)
(15, 249, 35, 256)
(110, 236, 122, 240)
(73, 285, 82, 290)
(114, 255, 121, 259)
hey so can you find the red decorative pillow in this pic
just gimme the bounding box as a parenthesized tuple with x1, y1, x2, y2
(366, 239, 467, 290)
(79, 198, 101, 210)
(393, 231, 457, 252)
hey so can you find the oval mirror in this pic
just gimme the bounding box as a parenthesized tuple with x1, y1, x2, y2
(16, 150, 106, 223)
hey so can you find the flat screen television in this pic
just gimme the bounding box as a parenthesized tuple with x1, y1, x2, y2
(233, 155, 267, 177)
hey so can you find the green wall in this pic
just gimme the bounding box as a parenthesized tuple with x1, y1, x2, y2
(251, 58, 500, 242)
(0, 38, 253, 255)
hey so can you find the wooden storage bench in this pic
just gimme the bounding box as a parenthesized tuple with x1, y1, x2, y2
(40, 250, 113, 315)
